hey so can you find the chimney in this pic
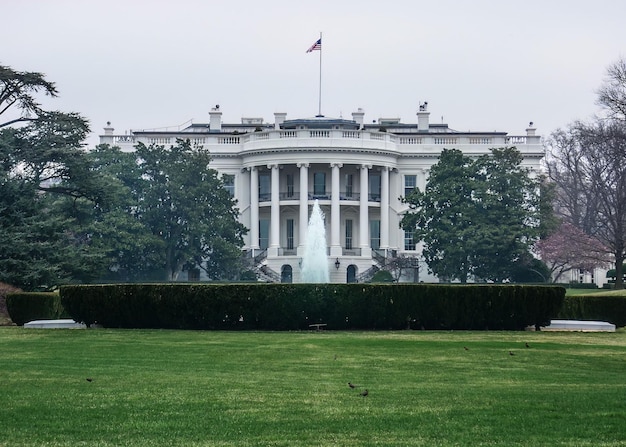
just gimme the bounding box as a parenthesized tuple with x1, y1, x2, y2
(352, 108, 365, 128)
(274, 112, 287, 130)
(103, 121, 114, 135)
(99, 121, 115, 144)
(209, 105, 222, 132)
(525, 121, 541, 144)
(417, 102, 430, 132)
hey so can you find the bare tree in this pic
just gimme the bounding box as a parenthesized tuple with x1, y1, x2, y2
(597, 57, 626, 120)
(545, 125, 599, 235)
(385, 255, 420, 283)
(545, 120, 626, 289)
(545, 58, 626, 289)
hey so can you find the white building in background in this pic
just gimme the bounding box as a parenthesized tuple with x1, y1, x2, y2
(100, 104, 543, 283)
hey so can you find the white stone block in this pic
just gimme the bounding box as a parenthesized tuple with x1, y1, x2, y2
(23, 319, 86, 329)
(543, 319, 616, 332)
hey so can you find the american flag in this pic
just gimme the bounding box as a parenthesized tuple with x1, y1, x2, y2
(306, 38, 322, 53)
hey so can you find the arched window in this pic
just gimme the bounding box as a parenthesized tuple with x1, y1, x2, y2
(347, 265, 357, 283)
(281, 265, 293, 283)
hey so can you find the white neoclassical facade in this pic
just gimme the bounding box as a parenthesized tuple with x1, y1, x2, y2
(100, 104, 543, 283)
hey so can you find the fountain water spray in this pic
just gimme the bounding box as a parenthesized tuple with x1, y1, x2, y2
(300, 200, 330, 283)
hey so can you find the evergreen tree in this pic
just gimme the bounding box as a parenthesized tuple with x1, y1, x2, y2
(401, 149, 478, 282)
(471, 147, 540, 282)
(401, 147, 540, 283)
(135, 139, 247, 280)
(0, 65, 104, 289)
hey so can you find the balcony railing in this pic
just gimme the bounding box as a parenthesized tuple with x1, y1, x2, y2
(261, 191, 365, 202)
(506, 136, 528, 145)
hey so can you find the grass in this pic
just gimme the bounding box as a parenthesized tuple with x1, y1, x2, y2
(1, 328, 625, 446)
(587, 289, 626, 296)
(565, 288, 618, 296)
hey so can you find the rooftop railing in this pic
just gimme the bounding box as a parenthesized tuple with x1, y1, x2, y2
(102, 129, 539, 148)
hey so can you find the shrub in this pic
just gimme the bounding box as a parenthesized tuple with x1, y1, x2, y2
(559, 294, 626, 327)
(239, 270, 258, 281)
(370, 270, 394, 283)
(6, 292, 66, 326)
(60, 283, 565, 331)
(0, 282, 21, 325)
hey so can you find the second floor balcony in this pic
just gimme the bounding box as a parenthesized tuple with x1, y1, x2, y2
(259, 191, 381, 203)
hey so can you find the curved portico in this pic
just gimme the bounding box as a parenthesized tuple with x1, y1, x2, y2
(237, 115, 404, 283)
(243, 156, 396, 281)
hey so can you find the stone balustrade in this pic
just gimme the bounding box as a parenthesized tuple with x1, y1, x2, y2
(101, 128, 540, 154)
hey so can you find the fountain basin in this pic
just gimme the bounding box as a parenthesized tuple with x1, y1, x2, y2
(542, 319, 616, 332)
(24, 319, 87, 329)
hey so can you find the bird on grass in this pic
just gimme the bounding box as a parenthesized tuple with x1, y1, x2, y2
(86, 378, 93, 382)
(525, 342, 530, 348)
(360, 389, 369, 397)
(348, 382, 357, 389)
(509, 351, 515, 356)
(463, 346, 469, 351)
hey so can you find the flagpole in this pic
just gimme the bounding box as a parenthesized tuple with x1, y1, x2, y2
(318, 32, 322, 117)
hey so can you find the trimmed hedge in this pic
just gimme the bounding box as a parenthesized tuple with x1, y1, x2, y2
(559, 294, 626, 327)
(60, 283, 565, 331)
(6, 292, 67, 326)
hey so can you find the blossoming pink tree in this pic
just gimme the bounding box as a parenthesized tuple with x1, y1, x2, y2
(535, 222, 612, 283)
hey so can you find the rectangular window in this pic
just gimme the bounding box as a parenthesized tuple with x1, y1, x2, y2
(404, 175, 417, 197)
(286, 219, 294, 250)
(370, 220, 380, 250)
(259, 219, 270, 249)
(345, 219, 353, 250)
(345, 174, 353, 199)
(369, 174, 381, 201)
(313, 172, 326, 197)
(259, 173, 271, 201)
(404, 230, 416, 251)
(222, 174, 235, 197)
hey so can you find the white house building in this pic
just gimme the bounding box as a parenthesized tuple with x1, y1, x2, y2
(99, 104, 543, 283)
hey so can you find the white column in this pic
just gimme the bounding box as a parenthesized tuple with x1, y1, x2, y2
(269, 164, 280, 256)
(419, 168, 428, 191)
(359, 164, 371, 256)
(249, 167, 259, 251)
(330, 162, 342, 256)
(297, 162, 309, 255)
(380, 166, 390, 250)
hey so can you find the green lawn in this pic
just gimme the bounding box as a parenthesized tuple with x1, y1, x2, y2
(565, 288, 618, 296)
(1, 328, 625, 446)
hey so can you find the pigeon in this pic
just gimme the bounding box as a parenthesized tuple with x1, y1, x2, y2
(348, 382, 356, 389)
(360, 389, 369, 397)
(464, 346, 469, 351)
(86, 378, 93, 382)
(509, 351, 515, 356)
(525, 342, 530, 348)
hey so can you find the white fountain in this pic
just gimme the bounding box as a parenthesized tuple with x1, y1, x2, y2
(300, 200, 330, 283)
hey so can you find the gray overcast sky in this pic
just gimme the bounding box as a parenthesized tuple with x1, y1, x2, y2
(3, 0, 625, 147)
